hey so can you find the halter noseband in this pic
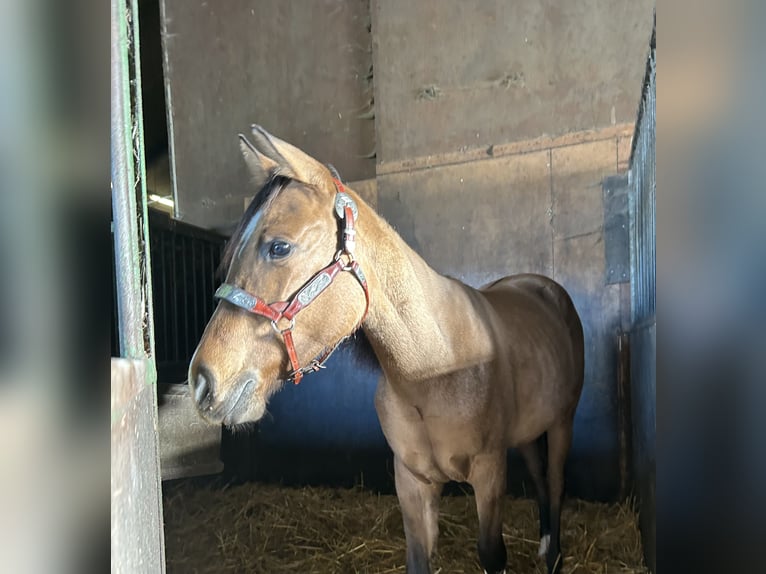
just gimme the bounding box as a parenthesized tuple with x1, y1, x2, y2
(213, 179, 370, 384)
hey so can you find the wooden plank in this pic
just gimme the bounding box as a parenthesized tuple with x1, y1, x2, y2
(161, 0, 375, 229)
(371, 0, 654, 163)
(551, 139, 617, 240)
(377, 150, 553, 288)
(111, 359, 165, 574)
(158, 384, 223, 481)
(376, 123, 632, 176)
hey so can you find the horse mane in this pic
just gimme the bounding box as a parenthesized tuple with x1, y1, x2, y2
(217, 173, 293, 278)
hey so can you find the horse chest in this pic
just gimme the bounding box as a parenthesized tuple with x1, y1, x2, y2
(376, 382, 490, 483)
(399, 417, 481, 483)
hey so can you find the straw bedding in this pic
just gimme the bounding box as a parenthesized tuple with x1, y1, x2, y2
(163, 480, 647, 573)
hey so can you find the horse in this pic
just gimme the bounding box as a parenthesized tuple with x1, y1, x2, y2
(188, 125, 584, 574)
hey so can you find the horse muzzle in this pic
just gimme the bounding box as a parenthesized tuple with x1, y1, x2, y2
(188, 364, 266, 425)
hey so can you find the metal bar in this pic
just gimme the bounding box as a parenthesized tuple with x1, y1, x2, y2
(170, 232, 179, 361)
(159, 231, 168, 360)
(112, 248, 121, 355)
(209, 242, 217, 318)
(201, 241, 208, 325)
(179, 236, 188, 359)
(191, 238, 199, 352)
(111, 0, 142, 357)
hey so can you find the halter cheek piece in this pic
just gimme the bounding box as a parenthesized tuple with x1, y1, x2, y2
(213, 179, 370, 384)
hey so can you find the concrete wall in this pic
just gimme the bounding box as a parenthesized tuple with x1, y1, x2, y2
(372, 0, 653, 164)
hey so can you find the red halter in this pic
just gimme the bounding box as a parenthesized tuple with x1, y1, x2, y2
(214, 179, 370, 384)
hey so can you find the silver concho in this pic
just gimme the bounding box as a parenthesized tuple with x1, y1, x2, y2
(216, 284, 256, 310)
(334, 192, 358, 220)
(297, 272, 333, 306)
(230, 290, 257, 310)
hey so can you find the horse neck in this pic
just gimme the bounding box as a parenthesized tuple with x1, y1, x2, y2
(351, 192, 495, 382)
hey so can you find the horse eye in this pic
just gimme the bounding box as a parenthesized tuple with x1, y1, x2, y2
(268, 240, 292, 259)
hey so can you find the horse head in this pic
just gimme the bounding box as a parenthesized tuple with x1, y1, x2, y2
(188, 125, 369, 425)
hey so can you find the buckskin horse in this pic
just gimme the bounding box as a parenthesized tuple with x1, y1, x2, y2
(188, 125, 584, 574)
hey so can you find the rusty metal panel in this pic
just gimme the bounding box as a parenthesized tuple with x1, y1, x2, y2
(377, 150, 553, 288)
(371, 0, 654, 164)
(160, 0, 375, 230)
(111, 359, 165, 574)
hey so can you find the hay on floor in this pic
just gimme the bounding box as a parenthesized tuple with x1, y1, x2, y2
(163, 481, 647, 573)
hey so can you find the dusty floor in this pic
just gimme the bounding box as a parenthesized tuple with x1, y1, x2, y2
(163, 480, 647, 573)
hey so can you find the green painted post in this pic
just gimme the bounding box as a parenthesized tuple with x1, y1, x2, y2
(111, 0, 165, 571)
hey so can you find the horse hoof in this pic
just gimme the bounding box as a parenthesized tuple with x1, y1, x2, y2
(538, 534, 550, 557)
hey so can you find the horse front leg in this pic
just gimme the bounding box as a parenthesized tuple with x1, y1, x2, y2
(394, 456, 443, 574)
(470, 454, 508, 574)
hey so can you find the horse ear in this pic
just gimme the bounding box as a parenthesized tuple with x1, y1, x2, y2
(238, 134, 293, 188)
(248, 124, 331, 188)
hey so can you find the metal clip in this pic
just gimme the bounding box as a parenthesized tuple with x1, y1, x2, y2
(307, 361, 326, 373)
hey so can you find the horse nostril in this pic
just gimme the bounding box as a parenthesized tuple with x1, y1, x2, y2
(192, 365, 214, 407)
